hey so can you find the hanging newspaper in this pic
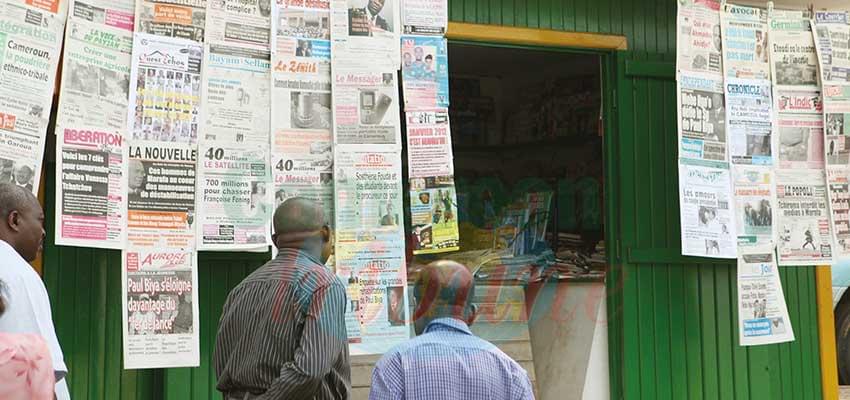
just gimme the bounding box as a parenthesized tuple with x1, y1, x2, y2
(204, 0, 271, 49)
(775, 169, 833, 265)
(57, 18, 133, 132)
(55, 127, 127, 249)
(737, 247, 794, 346)
(330, 0, 399, 65)
(332, 67, 401, 146)
(827, 168, 850, 256)
(405, 108, 452, 177)
(127, 33, 203, 143)
(22, 0, 66, 14)
(409, 175, 459, 254)
(400, 0, 445, 35)
(776, 89, 824, 169)
(272, 0, 331, 63)
(122, 247, 199, 369)
(127, 140, 197, 248)
(678, 162, 736, 258)
(0, 1, 65, 194)
(768, 13, 818, 88)
(70, 0, 135, 30)
(732, 166, 775, 247)
(678, 72, 727, 164)
(200, 44, 270, 143)
(400, 35, 448, 110)
(334, 150, 404, 234)
(726, 78, 773, 165)
(720, 4, 769, 80)
(677, 0, 722, 75)
(812, 11, 850, 85)
(824, 85, 850, 166)
(271, 128, 334, 225)
(196, 142, 272, 250)
(135, 0, 206, 41)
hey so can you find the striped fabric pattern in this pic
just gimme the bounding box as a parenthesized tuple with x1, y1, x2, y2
(369, 318, 534, 400)
(214, 248, 350, 399)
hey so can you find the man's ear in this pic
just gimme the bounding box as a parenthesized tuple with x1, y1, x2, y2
(321, 226, 331, 243)
(466, 303, 479, 326)
(6, 210, 20, 233)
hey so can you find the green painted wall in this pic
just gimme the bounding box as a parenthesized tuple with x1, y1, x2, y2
(40, 0, 825, 399)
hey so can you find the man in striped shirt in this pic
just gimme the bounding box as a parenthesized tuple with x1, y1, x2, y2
(369, 260, 534, 400)
(214, 198, 350, 399)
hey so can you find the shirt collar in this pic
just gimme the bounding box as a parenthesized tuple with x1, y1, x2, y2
(424, 317, 473, 335)
(275, 247, 323, 265)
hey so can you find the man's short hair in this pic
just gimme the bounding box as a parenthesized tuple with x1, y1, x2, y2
(273, 197, 324, 236)
(0, 183, 36, 220)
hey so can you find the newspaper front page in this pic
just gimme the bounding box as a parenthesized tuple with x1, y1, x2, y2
(0, 1, 65, 194)
(55, 127, 127, 249)
(405, 108, 452, 177)
(201, 43, 270, 143)
(775, 169, 833, 265)
(409, 175, 459, 254)
(332, 66, 401, 145)
(196, 142, 272, 250)
(122, 247, 199, 369)
(127, 33, 203, 143)
(732, 166, 775, 247)
(677, 0, 723, 75)
(70, 0, 135, 30)
(737, 247, 794, 346)
(823, 84, 850, 256)
(769, 13, 818, 89)
(721, 3, 770, 80)
(726, 78, 773, 165)
(678, 72, 727, 164)
(329, 0, 399, 65)
(127, 140, 197, 248)
(813, 11, 850, 85)
(205, 0, 271, 49)
(678, 162, 737, 258)
(776, 88, 824, 169)
(135, 0, 207, 41)
(57, 17, 133, 131)
(400, 35, 448, 110)
(400, 0, 445, 35)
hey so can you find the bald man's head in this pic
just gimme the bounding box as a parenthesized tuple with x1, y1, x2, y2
(272, 197, 331, 262)
(412, 260, 477, 334)
(0, 183, 44, 262)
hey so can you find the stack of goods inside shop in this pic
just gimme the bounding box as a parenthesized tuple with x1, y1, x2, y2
(406, 44, 606, 283)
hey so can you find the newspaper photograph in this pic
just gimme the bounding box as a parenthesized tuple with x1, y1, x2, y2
(405, 108, 452, 178)
(70, 0, 135, 30)
(409, 175, 459, 254)
(272, 0, 330, 61)
(778, 114, 825, 170)
(196, 142, 271, 250)
(135, 0, 207, 41)
(401, 35, 448, 110)
(813, 12, 850, 85)
(732, 166, 775, 247)
(332, 67, 401, 146)
(678, 162, 736, 259)
(330, 0, 399, 65)
(57, 18, 133, 132)
(127, 140, 197, 248)
(775, 169, 833, 265)
(824, 84, 850, 166)
(127, 33, 203, 143)
(401, 0, 445, 35)
(335, 237, 408, 355)
(737, 248, 794, 346)
(334, 150, 404, 235)
(827, 167, 850, 257)
(678, 72, 727, 164)
(122, 247, 199, 369)
(55, 127, 127, 249)
(204, 0, 271, 48)
(726, 78, 773, 165)
(768, 14, 818, 88)
(0, 129, 44, 194)
(201, 43, 270, 144)
(720, 3, 769, 80)
(677, 0, 722, 75)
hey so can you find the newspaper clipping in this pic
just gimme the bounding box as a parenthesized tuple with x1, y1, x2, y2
(196, 143, 271, 250)
(334, 150, 404, 234)
(127, 33, 203, 143)
(204, 0, 271, 49)
(329, 0, 399, 65)
(55, 127, 127, 249)
(135, 0, 207, 41)
(271, 128, 334, 224)
(824, 85, 850, 166)
(201, 43, 271, 143)
(0, 2, 65, 194)
(678, 72, 727, 164)
(677, 0, 723, 75)
(775, 89, 824, 169)
(737, 247, 794, 346)
(768, 13, 818, 88)
(726, 78, 773, 165)
(732, 166, 775, 247)
(409, 175, 459, 254)
(127, 140, 197, 248)
(332, 67, 401, 146)
(122, 247, 199, 369)
(678, 162, 736, 258)
(775, 169, 833, 265)
(813, 12, 850, 85)
(405, 108, 452, 177)
(57, 18, 133, 132)
(400, 35, 448, 110)
(401, 0, 445, 35)
(70, 0, 135, 29)
(721, 3, 769, 80)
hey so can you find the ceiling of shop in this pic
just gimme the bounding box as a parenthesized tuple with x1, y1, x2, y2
(448, 44, 600, 80)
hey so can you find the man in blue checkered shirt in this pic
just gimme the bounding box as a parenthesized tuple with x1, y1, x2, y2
(369, 260, 534, 400)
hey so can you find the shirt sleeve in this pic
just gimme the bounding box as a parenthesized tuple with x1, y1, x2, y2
(369, 353, 404, 400)
(511, 367, 535, 400)
(18, 273, 67, 378)
(258, 282, 348, 399)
